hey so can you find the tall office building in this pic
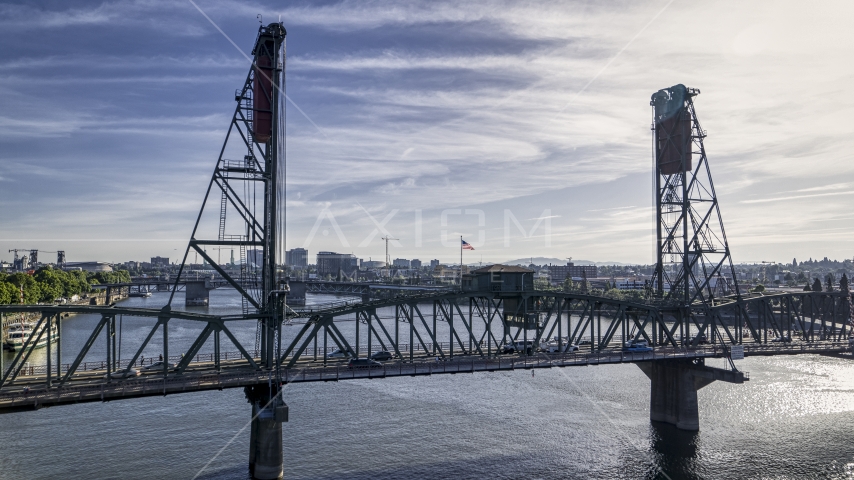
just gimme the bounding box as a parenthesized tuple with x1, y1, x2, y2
(286, 248, 308, 267)
(151, 256, 170, 266)
(548, 262, 598, 285)
(316, 252, 359, 278)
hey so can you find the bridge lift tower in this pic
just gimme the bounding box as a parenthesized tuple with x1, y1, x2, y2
(169, 22, 288, 480)
(646, 85, 748, 430)
(651, 84, 741, 309)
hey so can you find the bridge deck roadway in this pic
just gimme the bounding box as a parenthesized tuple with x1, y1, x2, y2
(0, 342, 848, 413)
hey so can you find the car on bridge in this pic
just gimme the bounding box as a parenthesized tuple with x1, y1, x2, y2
(623, 340, 653, 353)
(143, 361, 178, 372)
(326, 349, 353, 359)
(771, 336, 792, 343)
(502, 341, 536, 354)
(347, 359, 383, 370)
(370, 351, 393, 361)
(103, 368, 140, 379)
(539, 338, 579, 353)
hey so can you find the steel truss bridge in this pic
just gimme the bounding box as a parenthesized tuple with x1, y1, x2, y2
(1, 288, 850, 410)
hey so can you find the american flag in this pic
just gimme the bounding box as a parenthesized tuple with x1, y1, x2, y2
(461, 239, 475, 250)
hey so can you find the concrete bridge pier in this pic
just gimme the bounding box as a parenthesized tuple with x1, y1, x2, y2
(245, 384, 288, 480)
(637, 359, 746, 430)
(185, 280, 213, 306)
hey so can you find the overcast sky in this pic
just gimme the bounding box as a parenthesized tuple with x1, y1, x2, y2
(1, 0, 853, 266)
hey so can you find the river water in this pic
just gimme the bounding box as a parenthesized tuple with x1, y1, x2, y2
(1, 290, 854, 479)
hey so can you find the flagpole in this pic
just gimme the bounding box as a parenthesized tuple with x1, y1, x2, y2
(460, 235, 463, 286)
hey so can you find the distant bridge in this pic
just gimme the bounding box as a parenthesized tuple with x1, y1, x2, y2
(93, 279, 451, 304)
(302, 280, 450, 298)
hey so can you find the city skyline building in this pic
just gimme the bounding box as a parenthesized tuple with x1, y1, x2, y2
(286, 248, 308, 268)
(316, 251, 359, 279)
(151, 256, 169, 266)
(547, 262, 599, 285)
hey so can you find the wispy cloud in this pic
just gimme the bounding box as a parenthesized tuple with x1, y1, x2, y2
(795, 183, 850, 193)
(0, 1, 205, 34)
(741, 191, 854, 204)
(0, 54, 245, 71)
(1, 0, 854, 263)
(292, 52, 537, 72)
(587, 206, 637, 212)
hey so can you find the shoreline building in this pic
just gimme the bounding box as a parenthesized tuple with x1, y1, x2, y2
(285, 248, 308, 268)
(151, 256, 170, 266)
(316, 252, 359, 280)
(65, 262, 113, 273)
(362, 260, 386, 270)
(392, 259, 411, 268)
(548, 262, 598, 286)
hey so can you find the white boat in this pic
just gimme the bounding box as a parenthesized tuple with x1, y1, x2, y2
(3, 321, 58, 352)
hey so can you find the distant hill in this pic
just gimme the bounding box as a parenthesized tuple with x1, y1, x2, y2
(503, 257, 598, 266)
(501, 257, 636, 266)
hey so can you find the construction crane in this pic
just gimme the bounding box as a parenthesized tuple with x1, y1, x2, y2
(381, 235, 399, 278)
(8, 249, 27, 261)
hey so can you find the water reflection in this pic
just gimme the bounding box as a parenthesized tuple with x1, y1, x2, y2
(649, 421, 699, 480)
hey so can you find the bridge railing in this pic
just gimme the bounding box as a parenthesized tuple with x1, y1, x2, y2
(4, 350, 263, 378)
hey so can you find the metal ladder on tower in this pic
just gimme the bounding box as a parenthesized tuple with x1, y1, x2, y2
(217, 191, 228, 243)
(239, 240, 250, 316)
(221, 233, 251, 317)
